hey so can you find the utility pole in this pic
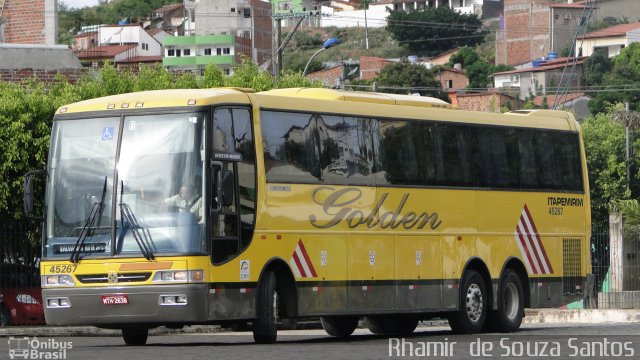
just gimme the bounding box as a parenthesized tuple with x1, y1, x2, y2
(364, 0, 369, 50)
(626, 102, 631, 191)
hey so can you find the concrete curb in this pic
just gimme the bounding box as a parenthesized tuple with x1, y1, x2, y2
(1, 309, 639, 337)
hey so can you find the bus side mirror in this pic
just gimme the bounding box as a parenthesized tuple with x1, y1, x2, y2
(24, 175, 34, 216)
(23, 169, 46, 218)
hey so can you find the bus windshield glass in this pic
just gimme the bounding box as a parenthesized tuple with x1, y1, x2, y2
(44, 113, 206, 259)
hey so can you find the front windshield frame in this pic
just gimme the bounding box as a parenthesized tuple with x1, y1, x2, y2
(43, 109, 208, 260)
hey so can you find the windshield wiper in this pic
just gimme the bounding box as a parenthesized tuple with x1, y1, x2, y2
(119, 181, 155, 261)
(69, 176, 107, 263)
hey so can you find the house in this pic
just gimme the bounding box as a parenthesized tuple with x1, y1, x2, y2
(533, 93, 592, 120)
(150, 3, 188, 36)
(436, 66, 469, 90)
(319, 0, 499, 28)
(0, 0, 56, 45)
(577, 22, 640, 58)
(73, 31, 99, 51)
(491, 56, 586, 100)
(75, 25, 168, 69)
(450, 90, 523, 112)
(163, 0, 272, 74)
(496, 0, 587, 66)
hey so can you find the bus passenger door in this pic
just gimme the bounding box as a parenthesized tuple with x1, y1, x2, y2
(209, 107, 257, 319)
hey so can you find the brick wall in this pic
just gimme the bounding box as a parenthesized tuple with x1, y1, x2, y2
(3, 0, 46, 44)
(496, 0, 551, 65)
(360, 57, 394, 80)
(0, 68, 86, 84)
(308, 65, 343, 87)
(457, 92, 523, 113)
(437, 69, 468, 90)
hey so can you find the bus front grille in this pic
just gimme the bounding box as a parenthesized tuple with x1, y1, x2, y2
(76, 272, 152, 284)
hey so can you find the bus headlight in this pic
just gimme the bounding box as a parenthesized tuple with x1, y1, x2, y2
(42, 275, 76, 287)
(152, 270, 204, 283)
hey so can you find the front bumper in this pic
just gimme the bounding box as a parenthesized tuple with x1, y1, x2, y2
(43, 284, 208, 326)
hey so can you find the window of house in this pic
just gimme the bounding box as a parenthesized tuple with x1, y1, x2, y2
(223, 48, 231, 55)
(184, 48, 191, 56)
(176, 49, 182, 57)
(446, 80, 453, 89)
(217, 48, 222, 56)
(231, 7, 236, 12)
(223, 68, 231, 75)
(167, 48, 175, 56)
(243, 8, 251, 18)
(204, 48, 212, 55)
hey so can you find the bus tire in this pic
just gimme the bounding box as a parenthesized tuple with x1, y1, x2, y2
(491, 269, 524, 333)
(321, 316, 358, 337)
(122, 327, 148, 346)
(365, 316, 418, 336)
(253, 271, 278, 344)
(448, 270, 488, 334)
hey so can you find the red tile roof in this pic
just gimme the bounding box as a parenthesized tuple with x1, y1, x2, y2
(580, 22, 640, 39)
(533, 93, 590, 107)
(154, 3, 183, 13)
(76, 44, 137, 59)
(116, 56, 163, 63)
(491, 57, 586, 77)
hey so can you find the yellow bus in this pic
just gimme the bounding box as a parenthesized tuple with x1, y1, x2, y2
(31, 87, 591, 345)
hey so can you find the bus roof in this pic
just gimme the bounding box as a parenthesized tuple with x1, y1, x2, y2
(55, 87, 578, 132)
(56, 88, 251, 115)
(258, 88, 452, 109)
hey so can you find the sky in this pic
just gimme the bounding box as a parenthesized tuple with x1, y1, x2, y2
(61, 0, 101, 9)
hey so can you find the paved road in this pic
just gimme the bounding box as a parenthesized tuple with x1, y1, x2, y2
(2, 323, 640, 360)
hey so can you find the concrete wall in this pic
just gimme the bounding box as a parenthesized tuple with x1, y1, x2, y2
(592, 0, 640, 22)
(2, 0, 57, 45)
(0, 44, 82, 70)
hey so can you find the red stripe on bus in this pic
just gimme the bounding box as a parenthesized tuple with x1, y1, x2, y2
(516, 226, 538, 275)
(292, 250, 308, 277)
(298, 240, 318, 278)
(523, 205, 554, 273)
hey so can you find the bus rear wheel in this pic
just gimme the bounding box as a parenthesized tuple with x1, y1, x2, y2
(122, 327, 148, 346)
(321, 316, 359, 337)
(253, 271, 278, 344)
(448, 270, 488, 334)
(365, 316, 418, 336)
(486, 269, 524, 333)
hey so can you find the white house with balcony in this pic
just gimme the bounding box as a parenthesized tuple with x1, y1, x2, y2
(577, 22, 640, 58)
(320, 0, 487, 28)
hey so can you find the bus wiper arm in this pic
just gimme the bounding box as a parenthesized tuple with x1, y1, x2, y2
(119, 181, 155, 261)
(70, 176, 107, 263)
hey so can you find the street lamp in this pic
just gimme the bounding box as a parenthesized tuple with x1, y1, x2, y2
(303, 37, 341, 76)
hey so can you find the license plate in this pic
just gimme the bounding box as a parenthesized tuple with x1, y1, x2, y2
(101, 295, 129, 305)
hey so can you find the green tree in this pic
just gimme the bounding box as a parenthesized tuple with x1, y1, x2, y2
(447, 47, 514, 89)
(374, 61, 449, 101)
(386, 7, 486, 56)
(589, 43, 640, 115)
(580, 106, 640, 227)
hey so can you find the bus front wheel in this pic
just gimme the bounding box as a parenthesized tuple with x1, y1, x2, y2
(321, 316, 358, 337)
(487, 269, 524, 333)
(122, 327, 148, 346)
(253, 271, 278, 344)
(448, 270, 488, 334)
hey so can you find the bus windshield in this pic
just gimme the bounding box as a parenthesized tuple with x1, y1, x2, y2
(44, 113, 206, 259)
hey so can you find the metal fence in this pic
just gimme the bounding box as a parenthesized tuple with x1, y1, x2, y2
(591, 229, 640, 309)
